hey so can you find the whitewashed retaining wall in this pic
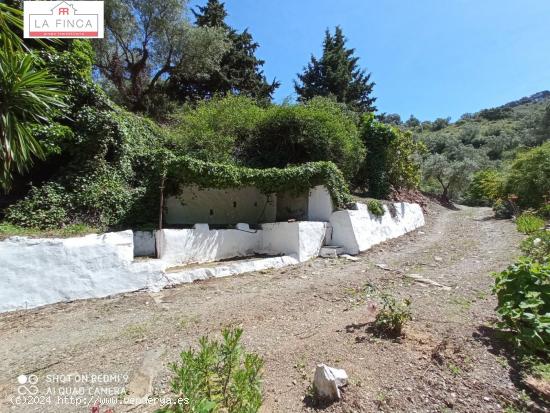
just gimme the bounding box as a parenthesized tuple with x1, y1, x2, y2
(330, 202, 425, 254)
(307, 186, 334, 221)
(156, 227, 261, 266)
(133, 231, 156, 257)
(165, 186, 276, 225)
(0, 231, 165, 313)
(260, 221, 327, 262)
(156, 221, 327, 265)
(0, 201, 424, 313)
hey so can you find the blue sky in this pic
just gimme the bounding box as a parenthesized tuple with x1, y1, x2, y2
(193, 0, 550, 121)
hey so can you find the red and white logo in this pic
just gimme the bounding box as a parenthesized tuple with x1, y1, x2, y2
(24, 1, 104, 38)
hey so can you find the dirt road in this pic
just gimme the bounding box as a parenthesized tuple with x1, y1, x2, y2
(0, 205, 536, 412)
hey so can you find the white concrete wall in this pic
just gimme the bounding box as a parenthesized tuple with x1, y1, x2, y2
(307, 186, 334, 221)
(156, 228, 261, 266)
(165, 186, 276, 225)
(330, 202, 425, 254)
(260, 221, 327, 262)
(133, 231, 156, 257)
(0, 231, 165, 313)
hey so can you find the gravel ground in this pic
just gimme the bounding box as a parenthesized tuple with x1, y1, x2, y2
(1, 204, 543, 413)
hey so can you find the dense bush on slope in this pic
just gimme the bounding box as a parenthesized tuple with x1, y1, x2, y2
(169, 95, 365, 181)
(4, 41, 168, 229)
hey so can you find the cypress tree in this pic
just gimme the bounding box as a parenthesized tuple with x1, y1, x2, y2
(295, 26, 376, 112)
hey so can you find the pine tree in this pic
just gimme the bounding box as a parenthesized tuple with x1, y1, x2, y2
(295, 26, 376, 112)
(170, 0, 279, 102)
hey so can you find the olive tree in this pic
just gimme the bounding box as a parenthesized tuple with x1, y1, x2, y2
(94, 0, 229, 113)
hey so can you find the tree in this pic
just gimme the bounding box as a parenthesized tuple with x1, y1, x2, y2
(405, 115, 421, 129)
(355, 114, 423, 197)
(94, 0, 229, 113)
(295, 26, 376, 113)
(168, 0, 279, 103)
(421, 135, 487, 201)
(377, 113, 401, 126)
(535, 105, 550, 145)
(504, 142, 550, 208)
(0, 4, 66, 191)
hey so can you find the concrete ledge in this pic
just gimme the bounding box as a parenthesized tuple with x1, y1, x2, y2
(330, 202, 425, 254)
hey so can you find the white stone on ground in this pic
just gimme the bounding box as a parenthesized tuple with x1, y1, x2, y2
(313, 364, 348, 401)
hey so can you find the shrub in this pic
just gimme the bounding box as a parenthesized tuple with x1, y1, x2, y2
(465, 169, 504, 206)
(4, 183, 72, 229)
(516, 213, 545, 234)
(356, 114, 424, 197)
(169, 95, 264, 164)
(169, 96, 365, 181)
(538, 204, 550, 219)
(367, 199, 385, 216)
(521, 230, 550, 263)
(157, 327, 263, 413)
(504, 142, 550, 209)
(373, 295, 412, 338)
(248, 97, 364, 180)
(493, 258, 550, 354)
(493, 198, 514, 219)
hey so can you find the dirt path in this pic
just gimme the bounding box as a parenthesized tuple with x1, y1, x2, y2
(0, 205, 534, 412)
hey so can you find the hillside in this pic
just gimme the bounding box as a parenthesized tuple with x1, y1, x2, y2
(416, 90, 550, 160)
(410, 91, 550, 201)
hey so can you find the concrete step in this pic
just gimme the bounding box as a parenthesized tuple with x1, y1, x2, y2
(319, 245, 345, 258)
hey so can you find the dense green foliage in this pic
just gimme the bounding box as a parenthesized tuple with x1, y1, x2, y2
(516, 213, 545, 235)
(295, 26, 376, 113)
(167, 156, 352, 208)
(3, 41, 168, 229)
(169, 95, 365, 180)
(464, 169, 504, 206)
(356, 114, 424, 197)
(373, 295, 412, 338)
(95, 0, 228, 115)
(493, 258, 550, 355)
(157, 328, 263, 413)
(415, 92, 550, 201)
(367, 199, 385, 217)
(504, 142, 550, 209)
(169, 0, 278, 103)
(0, 4, 66, 191)
(521, 231, 550, 264)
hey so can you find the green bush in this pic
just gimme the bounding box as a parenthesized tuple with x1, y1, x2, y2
(246, 97, 364, 180)
(157, 327, 263, 413)
(504, 142, 550, 209)
(373, 295, 412, 338)
(493, 258, 550, 354)
(169, 96, 365, 181)
(516, 213, 545, 234)
(521, 230, 550, 263)
(169, 95, 264, 164)
(465, 169, 504, 206)
(538, 204, 550, 219)
(5, 183, 72, 229)
(356, 114, 423, 197)
(367, 199, 385, 216)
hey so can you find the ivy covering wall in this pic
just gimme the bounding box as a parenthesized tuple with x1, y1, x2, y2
(166, 156, 352, 208)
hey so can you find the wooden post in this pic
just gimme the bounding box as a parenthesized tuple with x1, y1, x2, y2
(158, 175, 165, 230)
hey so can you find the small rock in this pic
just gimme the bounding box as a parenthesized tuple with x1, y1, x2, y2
(313, 364, 348, 401)
(434, 256, 443, 262)
(340, 254, 359, 261)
